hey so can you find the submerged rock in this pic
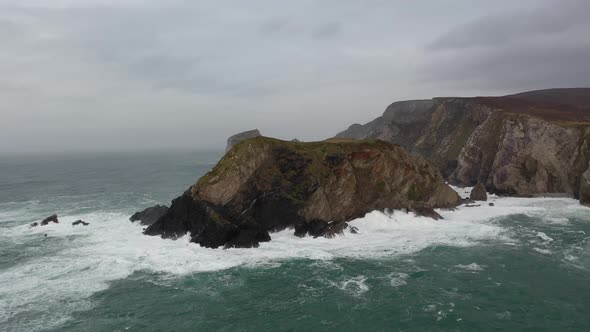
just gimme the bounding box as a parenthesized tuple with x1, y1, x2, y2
(470, 182, 488, 201)
(226, 129, 261, 152)
(72, 220, 89, 226)
(145, 137, 461, 248)
(130, 205, 169, 226)
(31, 214, 59, 227)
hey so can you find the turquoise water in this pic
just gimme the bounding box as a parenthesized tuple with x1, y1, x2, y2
(1, 151, 590, 331)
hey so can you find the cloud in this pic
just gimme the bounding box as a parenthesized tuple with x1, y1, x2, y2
(429, 0, 590, 50)
(312, 21, 341, 39)
(422, 0, 590, 92)
(0, 0, 589, 154)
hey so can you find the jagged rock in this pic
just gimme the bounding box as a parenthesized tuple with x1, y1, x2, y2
(226, 129, 261, 152)
(31, 214, 59, 227)
(145, 137, 461, 248)
(470, 182, 488, 201)
(350, 226, 359, 234)
(72, 220, 89, 226)
(130, 205, 169, 226)
(406, 205, 444, 220)
(336, 88, 590, 201)
(291, 138, 301, 142)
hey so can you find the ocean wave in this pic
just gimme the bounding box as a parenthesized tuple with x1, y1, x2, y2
(1, 190, 589, 330)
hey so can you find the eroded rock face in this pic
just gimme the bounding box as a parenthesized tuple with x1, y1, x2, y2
(336, 88, 590, 199)
(130, 205, 169, 226)
(145, 137, 461, 248)
(226, 129, 261, 152)
(470, 182, 487, 201)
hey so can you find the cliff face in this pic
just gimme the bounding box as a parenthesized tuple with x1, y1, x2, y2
(336, 88, 590, 199)
(145, 137, 460, 248)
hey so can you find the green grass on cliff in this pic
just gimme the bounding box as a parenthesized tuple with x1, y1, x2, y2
(195, 136, 394, 189)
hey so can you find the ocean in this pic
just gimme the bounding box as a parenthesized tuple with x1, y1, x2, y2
(1, 151, 589, 331)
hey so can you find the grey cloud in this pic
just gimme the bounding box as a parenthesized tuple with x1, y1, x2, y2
(429, 0, 590, 50)
(312, 21, 341, 39)
(0, 0, 589, 154)
(421, 0, 590, 92)
(259, 18, 289, 36)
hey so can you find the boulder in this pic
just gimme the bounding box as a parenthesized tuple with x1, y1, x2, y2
(145, 136, 461, 248)
(226, 129, 261, 152)
(72, 220, 89, 226)
(470, 182, 488, 201)
(31, 214, 59, 227)
(130, 205, 169, 226)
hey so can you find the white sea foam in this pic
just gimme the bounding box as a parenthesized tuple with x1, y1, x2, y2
(387, 272, 409, 287)
(1, 187, 589, 330)
(533, 247, 553, 255)
(536, 232, 554, 242)
(455, 263, 484, 272)
(331, 275, 369, 296)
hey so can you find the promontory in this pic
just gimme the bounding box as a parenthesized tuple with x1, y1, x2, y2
(144, 137, 460, 248)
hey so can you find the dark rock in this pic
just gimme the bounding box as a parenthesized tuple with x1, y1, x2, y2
(41, 214, 59, 225)
(224, 225, 271, 249)
(407, 205, 443, 220)
(130, 205, 169, 226)
(31, 214, 59, 227)
(145, 137, 461, 248)
(226, 129, 262, 152)
(72, 220, 89, 226)
(470, 182, 488, 201)
(489, 202, 495, 206)
(465, 204, 481, 207)
(350, 226, 359, 234)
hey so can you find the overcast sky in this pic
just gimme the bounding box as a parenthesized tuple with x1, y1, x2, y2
(1, 0, 589, 153)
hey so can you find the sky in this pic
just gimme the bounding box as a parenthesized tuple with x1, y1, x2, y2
(1, 0, 589, 153)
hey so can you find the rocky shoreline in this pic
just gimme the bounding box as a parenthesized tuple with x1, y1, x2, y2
(124, 88, 590, 248)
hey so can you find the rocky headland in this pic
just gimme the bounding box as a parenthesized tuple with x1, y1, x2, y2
(336, 88, 590, 204)
(144, 137, 460, 248)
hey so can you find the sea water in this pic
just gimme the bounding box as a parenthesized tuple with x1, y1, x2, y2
(1, 151, 589, 331)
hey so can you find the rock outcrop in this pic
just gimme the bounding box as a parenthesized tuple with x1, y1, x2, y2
(226, 129, 262, 152)
(336, 88, 590, 200)
(30, 214, 59, 227)
(470, 182, 487, 201)
(145, 137, 461, 248)
(130, 205, 169, 226)
(72, 220, 89, 226)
